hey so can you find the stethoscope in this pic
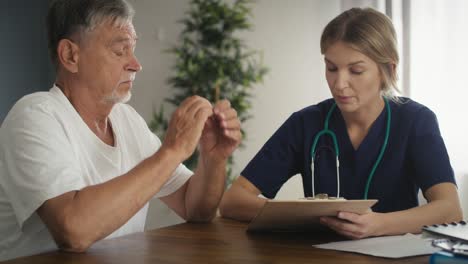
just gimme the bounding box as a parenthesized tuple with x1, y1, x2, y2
(310, 97, 391, 200)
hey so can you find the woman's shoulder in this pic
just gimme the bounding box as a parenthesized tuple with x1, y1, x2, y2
(277, 98, 335, 132)
(294, 98, 335, 118)
(391, 97, 440, 134)
(391, 97, 436, 119)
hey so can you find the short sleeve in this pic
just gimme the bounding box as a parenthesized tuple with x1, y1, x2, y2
(149, 134, 193, 198)
(128, 108, 192, 198)
(0, 102, 86, 228)
(241, 112, 303, 198)
(154, 163, 192, 198)
(408, 107, 455, 192)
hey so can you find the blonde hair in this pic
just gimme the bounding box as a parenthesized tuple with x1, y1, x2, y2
(320, 8, 399, 100)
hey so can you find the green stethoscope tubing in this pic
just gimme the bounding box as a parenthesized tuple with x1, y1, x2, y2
(310, 97, 391, 199)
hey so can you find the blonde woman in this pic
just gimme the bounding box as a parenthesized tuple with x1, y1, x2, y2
(220, 8, 462, 239)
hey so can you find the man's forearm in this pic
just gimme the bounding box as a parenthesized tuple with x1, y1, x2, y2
(184, 154, 227, 222)
(38, 146, 183, 251)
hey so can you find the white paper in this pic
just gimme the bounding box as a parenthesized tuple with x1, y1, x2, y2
(313, 233, 440, 258)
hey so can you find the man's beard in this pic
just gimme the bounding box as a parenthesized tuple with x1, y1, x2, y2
(102, 89, 132, 104)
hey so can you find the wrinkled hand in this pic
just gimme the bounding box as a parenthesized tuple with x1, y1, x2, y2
(320, 211, 385, 239)
(162, 96, 213, 162)
(199, 99, 242, 161)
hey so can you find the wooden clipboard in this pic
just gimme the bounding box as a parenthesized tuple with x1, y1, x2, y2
(247, 199, 378, 232)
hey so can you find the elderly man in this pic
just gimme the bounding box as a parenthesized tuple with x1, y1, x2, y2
(0, 0, 241, 260)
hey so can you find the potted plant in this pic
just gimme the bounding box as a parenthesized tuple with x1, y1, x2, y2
(149, 0, 268, 186)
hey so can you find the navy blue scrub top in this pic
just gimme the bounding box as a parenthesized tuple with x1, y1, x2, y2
(242, 98, 456, 213)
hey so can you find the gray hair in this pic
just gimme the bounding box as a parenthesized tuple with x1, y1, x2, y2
(47, 0, 135, 66)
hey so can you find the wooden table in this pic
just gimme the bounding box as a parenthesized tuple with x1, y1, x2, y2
(5, 218, 429, 263)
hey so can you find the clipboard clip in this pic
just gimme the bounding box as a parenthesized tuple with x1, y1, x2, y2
(303, 193, 346, 200)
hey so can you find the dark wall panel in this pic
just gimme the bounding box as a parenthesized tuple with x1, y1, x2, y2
(0, 1, 54, 123)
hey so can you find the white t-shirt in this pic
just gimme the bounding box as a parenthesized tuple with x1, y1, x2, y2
(0, 85, 192, 261)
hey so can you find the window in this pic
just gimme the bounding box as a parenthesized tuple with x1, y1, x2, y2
(409, 0, 468, 178)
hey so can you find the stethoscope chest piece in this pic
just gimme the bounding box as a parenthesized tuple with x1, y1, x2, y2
(305, 193, 346, 200)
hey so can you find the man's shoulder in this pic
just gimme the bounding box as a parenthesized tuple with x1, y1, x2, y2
(0, 90, 67, 151)
(4, 90, 59, 121)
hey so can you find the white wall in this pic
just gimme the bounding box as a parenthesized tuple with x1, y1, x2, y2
(128, 0, 342, 229)
(128, 0, 189, 122)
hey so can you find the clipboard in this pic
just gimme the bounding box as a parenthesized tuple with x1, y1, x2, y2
(247, 199, 378, 232)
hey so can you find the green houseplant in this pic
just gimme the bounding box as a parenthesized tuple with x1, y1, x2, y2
(149, 0, 268, 185)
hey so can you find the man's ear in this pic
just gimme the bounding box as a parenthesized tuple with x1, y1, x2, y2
(57, 39, 80, 73)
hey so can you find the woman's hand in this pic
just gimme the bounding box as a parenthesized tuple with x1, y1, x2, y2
(320, 211, 386, 239)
